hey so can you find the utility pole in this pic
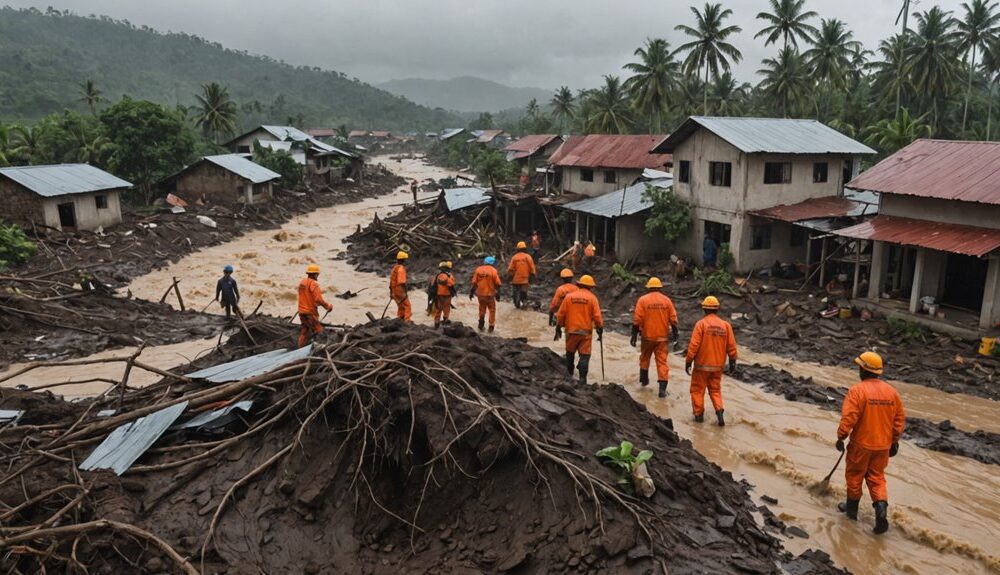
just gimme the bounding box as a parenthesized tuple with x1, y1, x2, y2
(894, 0, 911, 120)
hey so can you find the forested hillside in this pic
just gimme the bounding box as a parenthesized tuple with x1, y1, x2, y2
(0, 7, 458, 130)
(379, 76, 552, 113)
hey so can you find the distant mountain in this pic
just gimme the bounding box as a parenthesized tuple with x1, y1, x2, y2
(379, 76, 552, 113)
(0, 7, 459, 131)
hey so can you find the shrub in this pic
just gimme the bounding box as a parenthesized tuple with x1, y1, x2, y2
(0, 222, 36, 269)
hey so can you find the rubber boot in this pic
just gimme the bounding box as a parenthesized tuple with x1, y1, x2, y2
(657, 381, 668, 398)
(565, 353, 575, 376)
(873, 501, 889, 534)
(478, 318, 485, 332)
(716, 409, 726, 427)
(578, 370, 588, 386)
(488, 325, 494, 333)
(838, 499, 860, 520)
(694, 414, 704, 423)
(639, 369, 649, 387)
(434, 321, 441, 328)
(578, 355, 591, 385)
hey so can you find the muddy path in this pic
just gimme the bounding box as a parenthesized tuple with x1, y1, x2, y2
(115, 156, 1000, 575)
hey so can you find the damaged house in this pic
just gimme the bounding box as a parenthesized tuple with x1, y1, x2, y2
(0, 164, 131, 232)
(550, 134, 671, 197)
(503, 134, 564, 179)
(167, 154, 280, 205)
(651, 116, 875, 271)
(224, 125, 359, 182)
(838, 139, 1000, 332)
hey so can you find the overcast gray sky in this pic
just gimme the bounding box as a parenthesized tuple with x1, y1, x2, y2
(5, 0, 967, 90)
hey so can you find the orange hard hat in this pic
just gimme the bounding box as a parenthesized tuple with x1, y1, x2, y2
(645, 277, 663, 289)
(439, 260, 452, 269)
(516, 241, 527, 249)
(702, 295, 720, 309)
(559, 268, 574, 279)
(306, 264, 321, 274)
(577, 275, 596, 287)
(396, 251, 409, 260)
(854, 351, 884, 375)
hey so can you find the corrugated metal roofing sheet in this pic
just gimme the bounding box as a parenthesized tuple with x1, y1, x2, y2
(173, 400, 254, 430)
(846, 139, 1000, 205)
(549, 135, 671, 169)
(261, 125, 311, 141)
(561, 177, 672, 218)
(750, 195, 876, 222)
(836, 215, 1000, 257)
(474, 130, 508, 143)
(204, 155, 281, 184)
(80, 401, 188, 475)
(442, 187, 490, 212)
(440, 128, 465, 141)
(0, 410, 25, 425)
(0, 164, 132, 197)
(187, 345, 313, 383)
(307, 128, 338, 138)
(504, 135, 559, 154)
(652, 117, 875, 155)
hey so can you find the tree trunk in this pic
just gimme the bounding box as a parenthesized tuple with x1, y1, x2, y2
(703, 64, 710, 114)
(962, 44, 977, 136)
(988, 81, 995, 140)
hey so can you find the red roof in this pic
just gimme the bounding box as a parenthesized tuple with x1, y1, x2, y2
(503, 135, 560, 158)
(750, 196, 862, 222)
(548, 135, 671, 169)
(348, 130, 367, 138)
(848, 139, 1000, 205)
(307, 128, 337, 138)
(836, 215, 1000, 257)
(371, 131, 392, 138)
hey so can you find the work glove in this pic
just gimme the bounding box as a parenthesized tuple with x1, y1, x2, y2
(220, 301, 225, 309)
(596, 327, 604, 341)
(836, 439, 845, 452)
(469, 291, 475, 300)
(889, 442, 899, 457)
(728, 359, 738, 374)
(548, 312, 555, 326)
(629, 326, 638, 348)
(554, 326, 562, 341)
(685, 362, 692, 376)
(325, 303, 333, 312)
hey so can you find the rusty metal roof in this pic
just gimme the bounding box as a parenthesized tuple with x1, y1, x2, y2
(549, 135, 671, 169)
(307, 128, 337, 138)
(653, 117, 875, 155)
(836, 215, 1000, 257)
(503, 135, 560, 159)
(847, 139, 1000, 205)
(750, 195, 875, 222)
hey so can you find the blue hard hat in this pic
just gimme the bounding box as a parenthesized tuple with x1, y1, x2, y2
(224, 265, 234, 272)
(484, 256, 496, 265)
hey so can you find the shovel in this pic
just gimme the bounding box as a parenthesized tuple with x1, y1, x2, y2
(809, 450, 845, 495)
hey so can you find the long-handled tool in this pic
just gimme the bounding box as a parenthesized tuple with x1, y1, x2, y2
(379, 298, 392, 319)
(810, 450, 846, 495)
(599, 336, 606, 381)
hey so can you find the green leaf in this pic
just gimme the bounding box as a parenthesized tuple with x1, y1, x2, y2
(634, 450, 653, 466)
(619, 441, 633, 459)
(596, 446, 620, 459)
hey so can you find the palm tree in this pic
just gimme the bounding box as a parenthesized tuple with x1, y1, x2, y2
(525, 98, 540, 117)
(78, 80, 103, 115)
(0, 124, 11, 167)
(10, 125, 46, 165)
(586, 75, 632, 134)
(755, 0, 819, 49)
(550, 86, 575, 134)
(674, 3, 743, 114)
(957, 0, 1000, 134)
(865, 108, 932, 152)
(758, 47, 813, 117)
(194, 83, 238, 143)
(908, 7, 962, 132)
(981, 35, 1000, 137)
(709, 73, 748, 116)
(805, 19, 863, 119)
(623, 38, 677, 133)
(870, 34, 915, 108)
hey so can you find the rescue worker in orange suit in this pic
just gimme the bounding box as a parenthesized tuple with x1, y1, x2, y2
(297, 264, 332, 348)
(836, 351, 905, 535)
(685, 296, 737, 426)
(429, 260, 456, 328)
(470, 256, 502, 333)
(555, 275, 603, 386)
(530, 230, 542, 261)
(507, 241, 536, 309)
(583, 241, 597, 270)
(548, 268, 577, 326)
(631, 277, 679, 398)
(389, 251, 412, 322)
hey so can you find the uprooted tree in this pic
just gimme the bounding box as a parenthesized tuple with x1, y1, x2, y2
(0, 221, 35, 270)
(642, 184, 691, 242)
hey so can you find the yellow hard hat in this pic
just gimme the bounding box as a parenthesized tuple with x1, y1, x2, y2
(516, 241, 527, 249)
(306, 264, 321, 274)
(646, 277, 663, 289)
(702, 295, 720, 309)
(577, 275, 596, 287)
(854, 351, 884, 375)
(439, 260, 452, 269)
(396, 251, 409, 260)
(559, 268, 574, 279)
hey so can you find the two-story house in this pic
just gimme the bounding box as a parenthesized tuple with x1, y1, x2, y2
(838, 139, 1000, 331)
(651, 116, 875, 271)
(549, 135, 671, 197)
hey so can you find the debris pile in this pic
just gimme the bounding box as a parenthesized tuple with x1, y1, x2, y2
(0, 321, 844, 574)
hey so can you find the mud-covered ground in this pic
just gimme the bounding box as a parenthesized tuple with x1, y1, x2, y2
(0, 320, 844, 574)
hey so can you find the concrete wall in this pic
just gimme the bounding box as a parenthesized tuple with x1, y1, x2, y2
(982, 257, 1000, 328)
(228, 128, 273, 153)
(561, 167, 642, 197)
(671, 128, 747, 213)
(176, 162, 259, 204)
(880, 194, 1000, 229)
(615, 213, 671, 262)
(743, 154, 847, 211)
(0, 179, 121, 231)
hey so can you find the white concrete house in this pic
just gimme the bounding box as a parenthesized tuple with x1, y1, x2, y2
(0, 164, 130, 232)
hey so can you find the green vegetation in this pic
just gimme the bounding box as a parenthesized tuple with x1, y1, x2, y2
(0, 222, 36, 270)
(253, 143, 303, 189)
(694, 267, 737, 297)
(0, 7, 458, 130)
(716, 242, 734, 271)
(611, 263, 640, 285)
(643, 185, 692, 242)
(472, 148, 518, 191)
(888, 317, 931, 343)
(596, 441, 653, 493)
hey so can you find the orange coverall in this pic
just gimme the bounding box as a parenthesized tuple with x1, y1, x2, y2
(685, 314, 737, 416)
(557, 289, 603, 356)
(389, 263, 411, 321)
(507, 252, 536, 285)
(297, 277, 331, 348)
(530, 233, 541, 250)
(549, 283, 578, 316)
(431, 271, 456, 323)
(633, 291, 678, 381)
(837, 378, 905, 502)
(471, 265, 502, 327)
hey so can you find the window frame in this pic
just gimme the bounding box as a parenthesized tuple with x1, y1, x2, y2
(813, 162, 829, 183)
(750, 224, 773, 251)
(763, 162, 792, 184)
(678, 160, 691, 183)
(709, 161, 732, 187)
(603, 169, 616, 184)
(94, 194, 108, 210)
(581, 168, 594, 182)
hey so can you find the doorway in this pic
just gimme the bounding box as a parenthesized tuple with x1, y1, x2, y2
(942, 254, 988, 311)
(57, 202, 76, 230)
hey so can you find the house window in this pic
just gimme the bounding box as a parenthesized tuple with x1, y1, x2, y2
(604, 170, 616, 184)
(95, 195, 108, 209)
(678, 160, 691, 183)
(751, 225, 772, 250)
(581, 168, 594, 182)
(813, 162, 829, 183)
(709, 162, 732, 187)
(790, 226, 806, 247)
(764, 162, 792, 184)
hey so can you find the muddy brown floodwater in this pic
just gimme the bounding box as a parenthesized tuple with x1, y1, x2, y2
(31, 156, 1000, 574)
